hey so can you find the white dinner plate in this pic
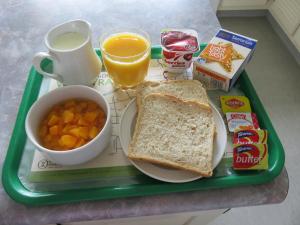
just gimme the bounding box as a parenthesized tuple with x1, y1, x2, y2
(119, 98, 227, 183)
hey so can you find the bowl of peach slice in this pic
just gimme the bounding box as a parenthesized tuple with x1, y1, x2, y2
(25, 85, 111, 165)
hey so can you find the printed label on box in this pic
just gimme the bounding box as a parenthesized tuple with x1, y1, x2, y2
(193, 29, 257, 91)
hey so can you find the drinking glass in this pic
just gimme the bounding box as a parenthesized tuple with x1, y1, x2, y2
(100, 28, 151, 89)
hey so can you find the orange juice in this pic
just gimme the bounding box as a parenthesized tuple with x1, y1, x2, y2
(101, 32, 150, 88)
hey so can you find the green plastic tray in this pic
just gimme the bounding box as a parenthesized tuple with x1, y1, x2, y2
(2, 45, 285, 206)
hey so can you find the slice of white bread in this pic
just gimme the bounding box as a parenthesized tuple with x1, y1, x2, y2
(128, 93, 215, 177)
(136, 80, 209, 109)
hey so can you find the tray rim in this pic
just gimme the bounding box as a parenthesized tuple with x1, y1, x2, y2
(2, 44, 285, 206)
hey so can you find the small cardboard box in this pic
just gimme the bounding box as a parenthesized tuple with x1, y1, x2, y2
(193, 29, 257, 91)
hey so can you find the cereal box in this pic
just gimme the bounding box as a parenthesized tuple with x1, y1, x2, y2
(193, 29, 257, 91)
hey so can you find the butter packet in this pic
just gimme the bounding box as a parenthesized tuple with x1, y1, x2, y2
(233, 129, 268, 144)
(233, 143, 268, 170)
(220, 96, 251, 113)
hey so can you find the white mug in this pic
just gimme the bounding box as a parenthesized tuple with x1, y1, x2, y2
(33, 20, 102, 86)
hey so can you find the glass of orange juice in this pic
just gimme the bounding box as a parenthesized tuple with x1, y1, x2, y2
(100, 29, 151, 89)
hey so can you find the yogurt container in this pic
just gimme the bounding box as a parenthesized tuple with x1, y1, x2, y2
(161, 29, 199, 73)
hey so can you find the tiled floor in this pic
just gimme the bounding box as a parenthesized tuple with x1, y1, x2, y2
(208, 17, 300, 225)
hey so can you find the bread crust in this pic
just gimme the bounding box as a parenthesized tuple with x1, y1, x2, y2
(136, 80, 210, 111)
(128, 93, 214, 178)
(149, 93, 212, 112)
(128, 154, 212, 177)
(136, 81, 159, 112)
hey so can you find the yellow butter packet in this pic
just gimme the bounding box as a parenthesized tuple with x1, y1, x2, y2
(233, 143, 268, 170)
(220, 96, 251, 113)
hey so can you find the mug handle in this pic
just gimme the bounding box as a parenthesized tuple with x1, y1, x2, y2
(33, 52, 63, 83)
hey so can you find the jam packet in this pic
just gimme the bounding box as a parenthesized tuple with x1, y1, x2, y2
(220, 96, 251, 113)
(226, 112, 259, 132)
(161, 29, 199, 73)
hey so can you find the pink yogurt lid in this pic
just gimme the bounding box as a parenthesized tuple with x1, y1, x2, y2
(161, 29, 199, 52)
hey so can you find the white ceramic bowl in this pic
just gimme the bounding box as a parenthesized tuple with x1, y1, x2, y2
(25, 85, 111, 166)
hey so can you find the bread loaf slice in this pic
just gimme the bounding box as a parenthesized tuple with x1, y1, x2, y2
(128, 93, 215, 177)
(136, 80, 209, 109)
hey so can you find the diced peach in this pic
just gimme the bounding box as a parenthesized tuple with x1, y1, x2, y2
(79, 127, 89, 139)
(39, 125, 48, 137)
(98, 117, 106, 127)
(49, 125, 59, 135)
(44, 134, 52, 142)
(72, 113, 80, 123)
(83, 111, 98, 123)
(63, 110, 74, 123)
(59, 135, 77, 148)
(50, 139, 60, 150)
(39, 99, 104, 151)
(48, 114, 59, 126)
(79, 101, 88, 109)
(78, 118, 89, 126)
(89, 126, 99, 139)
(87, 101, 98, 111)
(98, 109, 105, 118)
(75, 138, 86, 148)
(52, 105, 60, 111)
(64, 100, 76, 108)
(75, 104, 83, 113)
(70, 127, 89, 139)
(62, 124, 76, 133)
(69, 127, 81, 137)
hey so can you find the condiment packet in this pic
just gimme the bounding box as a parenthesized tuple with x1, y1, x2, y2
(220, 96, 251, 113)
(233, 143, 268, 170)
(233, 129, 268, 144)
(226, 112, 259, 132)
(161, 29, 199, 73)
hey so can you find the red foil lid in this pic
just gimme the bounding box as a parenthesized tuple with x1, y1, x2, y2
(161, 29, 199, 52)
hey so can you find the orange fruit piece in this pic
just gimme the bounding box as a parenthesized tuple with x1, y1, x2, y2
(49, 125, 59, 136)
(48, 114, 59, 126)
(89, 126, 99, 139)
(69, 127, 89, 139)
(59, 135, 77, 148)
(83, 111, 98, 123)
(63, 110, 74, 123)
